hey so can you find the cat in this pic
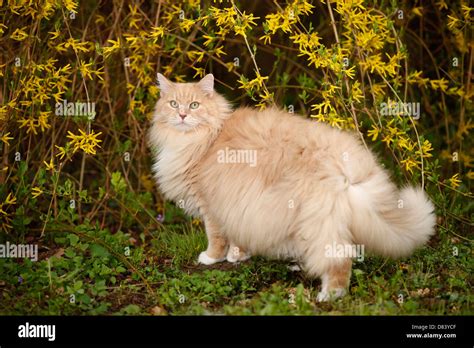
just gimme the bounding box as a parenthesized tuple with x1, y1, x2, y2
(148, 73, 436, 302)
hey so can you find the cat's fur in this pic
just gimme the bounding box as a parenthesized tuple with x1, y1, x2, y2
(148, 73, 436, 301)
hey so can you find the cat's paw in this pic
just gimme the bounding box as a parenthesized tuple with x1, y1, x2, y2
(316, 288, 346, 302)
(288, 264, 302, 272)
(197, 252, 225, 265)
(226, 246, 251, 263)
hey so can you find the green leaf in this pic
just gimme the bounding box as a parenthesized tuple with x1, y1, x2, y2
(67, 234, 79, 246)
(120, 304, 142, 314)
(73, 280, 83, 290)
(90, 244, 110, 258)
(111, 171, 127, 193)
(116, 266, 126, 273)
(64, 248, 76, 258)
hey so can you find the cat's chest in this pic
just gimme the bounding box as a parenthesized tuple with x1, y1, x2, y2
(153, 145, 201, 214)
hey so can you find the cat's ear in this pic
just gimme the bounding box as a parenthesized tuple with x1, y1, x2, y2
(157, 73, 173, 95)
(197, 74, 214, 96)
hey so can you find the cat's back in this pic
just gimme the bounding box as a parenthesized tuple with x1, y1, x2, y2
(217, 105, 349, 151)
(210, 105, 375, 184)
(218, 106, 309, 147)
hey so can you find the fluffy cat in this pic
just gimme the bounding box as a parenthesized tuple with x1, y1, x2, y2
(148, 73, 436, 301)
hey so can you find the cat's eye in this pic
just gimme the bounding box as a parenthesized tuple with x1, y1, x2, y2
(189, 102, 200, 109)
(170, 100, 178, 108)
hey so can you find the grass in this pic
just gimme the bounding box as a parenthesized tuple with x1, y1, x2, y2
(1, 205, 472, 316)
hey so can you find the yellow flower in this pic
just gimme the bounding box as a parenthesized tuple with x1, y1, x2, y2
(202, 34, 215, 47)
(252, 72, 268, 88)
(78, 60, 104, 81)
(461, 5, 472, 21)
(417, 139, 434, 158)
(60, 38, 91, 53)
(290, 32, 321, 50)
(407, 70, 429, 87)
(398, 137, 416, 152)
(447, 14, 460, 31)
(67, 129, 103, 155)
(102, 38, 121, 58)
(214, 46, 226, 58)
(351, 80, 363, 103)
(259, 33, 272, 45)
(63, 0, 78, 14)
(4, 193, 16, 205)
(256, 90, 274, 109)
(10, 27, 28, 41)
(412, 7, 423, 17)
(311, 100, 332, 115)
(1, 132, 13, 145)
(95, 14, 105, 24)
(150, 26, 165, 39)
(381, 132, 393, 146)
(126, 83, 135, 95)
(148, 85, 159, 99)
(187, 50, 205, 63)
(448, 173, 461, 189)
(38, 112, 51, 132)
(162, 65, 173, 76)
(17, 118, 39, 135)
(344, 66, 356, 79)
(0, 24, 7, 36)
(179, 18, 196, 32)
(48, 30, 61, 40)
(211, 6, 258, 38)
(429, 78, 448, 92)
(259, 89, 274, 102)
(225, 62, 236, 72)
(436, 0, 448, 10)
(0, 204, 8, 216)
(192, 67, 205, 78)
(238, 71, 268, 91)
(55, 145, 67, 160)
(400, 158, 418, 174)
(31, 187, 44, 199)
(44, 158, 55, 172)
(367, 125, 379, 141)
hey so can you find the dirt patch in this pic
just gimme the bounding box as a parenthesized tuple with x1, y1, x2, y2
(182, 259, 251, 273)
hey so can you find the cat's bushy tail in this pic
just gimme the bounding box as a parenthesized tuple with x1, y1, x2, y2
(348, 173, 436, 258)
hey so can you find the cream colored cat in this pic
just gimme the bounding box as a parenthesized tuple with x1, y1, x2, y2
(148, 73, 436, 301)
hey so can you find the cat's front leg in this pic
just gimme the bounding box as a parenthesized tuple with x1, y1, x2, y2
(226, 244, 251, 263)
(198, 215, 228, 265)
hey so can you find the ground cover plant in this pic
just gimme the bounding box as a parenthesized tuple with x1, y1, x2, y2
(0, 0, 472, 315)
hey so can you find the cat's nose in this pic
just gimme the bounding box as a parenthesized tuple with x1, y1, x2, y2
(179, 113, 187, 120)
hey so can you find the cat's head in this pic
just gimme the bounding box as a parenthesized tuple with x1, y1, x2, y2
(154, 73, 231, 132)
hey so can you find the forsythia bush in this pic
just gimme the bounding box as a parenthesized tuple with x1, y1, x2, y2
(0, 0, 472, 241)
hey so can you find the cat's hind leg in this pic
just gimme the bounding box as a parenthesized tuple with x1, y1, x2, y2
(315, 259, 352, 302)
(298, 204, 354, 301)
(302, 244, 352, 302)
(198, 215, 228, 265)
